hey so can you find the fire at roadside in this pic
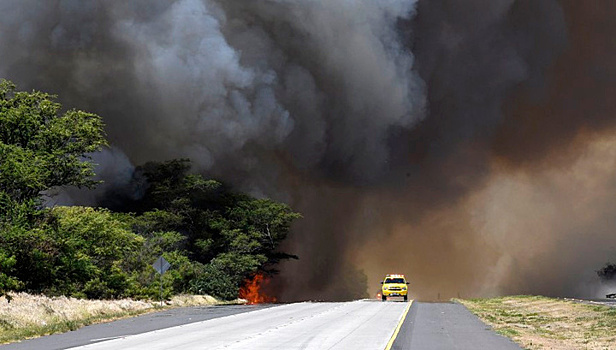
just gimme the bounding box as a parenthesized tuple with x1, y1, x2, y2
(239, 273, 277, 304)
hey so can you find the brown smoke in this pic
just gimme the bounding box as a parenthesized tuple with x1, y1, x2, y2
(275, 0, 616, 301)
(372, 0, 616, 300)
(350, 132, 616, 300)
(495, 0, 616, 167)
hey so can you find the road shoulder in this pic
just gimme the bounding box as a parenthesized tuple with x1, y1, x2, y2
(0, 304, 273, 350)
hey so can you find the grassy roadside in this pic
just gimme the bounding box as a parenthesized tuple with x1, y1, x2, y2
(0, 292, 240, 345)
(457, 295, 616, 350)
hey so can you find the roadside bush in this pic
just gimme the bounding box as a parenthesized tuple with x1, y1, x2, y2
(190, 263, 238, 300)
(0, 225, 57, 293)
(0, 252, 22, 293)
(47, 207, 143, 298)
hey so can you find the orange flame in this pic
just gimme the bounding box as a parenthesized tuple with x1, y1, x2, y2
(239, 273, 277, 304)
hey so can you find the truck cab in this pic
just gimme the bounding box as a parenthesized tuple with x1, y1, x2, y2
(381, 274, 409, 301)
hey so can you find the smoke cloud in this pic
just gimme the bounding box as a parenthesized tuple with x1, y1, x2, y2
(2, 0, 616, 300)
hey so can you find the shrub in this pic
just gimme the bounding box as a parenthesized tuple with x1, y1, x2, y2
(190, 263, 239, 301)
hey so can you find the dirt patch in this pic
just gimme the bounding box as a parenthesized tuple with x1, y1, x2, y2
(458, 295, 616, 350)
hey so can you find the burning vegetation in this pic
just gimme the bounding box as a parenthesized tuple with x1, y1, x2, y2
(239, 273, 277, 304)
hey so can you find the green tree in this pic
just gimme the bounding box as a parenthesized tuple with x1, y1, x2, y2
(0, 79, 107, 298)
(226, 197, 301, 271)
(0, 80, 302, 301)
(48, 207, 144, 298)
(106, 159, 301, 298)
(0, 79, 107, 221)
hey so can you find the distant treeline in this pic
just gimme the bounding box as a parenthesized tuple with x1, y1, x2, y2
(0, 79, 300, 300)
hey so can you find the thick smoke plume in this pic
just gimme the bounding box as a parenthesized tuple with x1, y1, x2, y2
(2, 0, 616, 300)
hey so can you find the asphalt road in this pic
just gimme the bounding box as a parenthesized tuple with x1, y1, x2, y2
(65, 300, 409, 350)
(1, 300, 523, 350)
(566, 297, 616, 308)
(391, 302, 521, 350)
(0, 304, 272, 350)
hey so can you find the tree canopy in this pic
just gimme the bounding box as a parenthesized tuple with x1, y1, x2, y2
(0, 79, 107, 222)
(104, 159, 301, 298)
(0, 80, 300, 300)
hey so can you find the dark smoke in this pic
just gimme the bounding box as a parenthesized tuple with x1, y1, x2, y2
(2, 0, 616, 301)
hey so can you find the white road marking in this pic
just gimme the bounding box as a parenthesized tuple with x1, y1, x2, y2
(90, 336, 124, 342)
(67, 301, 409, 350)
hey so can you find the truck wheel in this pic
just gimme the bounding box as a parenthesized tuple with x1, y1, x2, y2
(382, 295, 386, 301)
(404, 295, 408, 302)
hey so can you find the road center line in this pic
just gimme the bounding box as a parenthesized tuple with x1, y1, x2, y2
(384, 300, 413, 350)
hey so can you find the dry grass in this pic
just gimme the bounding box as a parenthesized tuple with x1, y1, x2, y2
(458, 295, 616, 350)
(0, 292, 228, 344)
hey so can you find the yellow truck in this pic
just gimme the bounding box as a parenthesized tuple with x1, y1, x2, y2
(380, 274, 409, 301)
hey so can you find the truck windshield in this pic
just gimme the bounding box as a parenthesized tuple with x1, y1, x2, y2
(385, 278, 405, 284)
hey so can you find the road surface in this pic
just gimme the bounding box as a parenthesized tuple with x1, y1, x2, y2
(391, 302, 520, 350)
(0, 304, 272, 350)
(566, 297, 616, 308)
(1, 300, 521, 350)
(65, 301, 408, 350)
